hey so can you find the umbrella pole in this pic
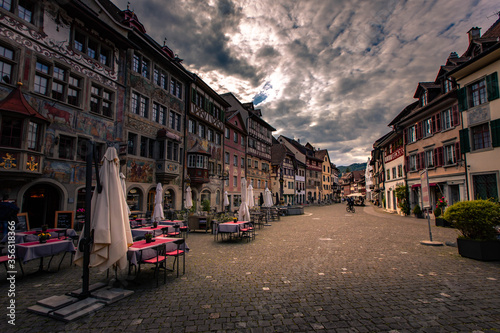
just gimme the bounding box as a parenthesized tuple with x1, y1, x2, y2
(77, 141, 101, 299)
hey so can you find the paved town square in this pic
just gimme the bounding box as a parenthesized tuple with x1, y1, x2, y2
(1, 203, 499, 332)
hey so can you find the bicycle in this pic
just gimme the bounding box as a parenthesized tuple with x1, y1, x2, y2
(346, 204, 355, 213)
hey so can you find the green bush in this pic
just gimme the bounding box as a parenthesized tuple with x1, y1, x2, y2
(395, 185, 410, 216)
(434, 206, 442, 218)
(413, 204, 422, 216)
(201, 199, 211, 212)
(443, 200, 500, 240)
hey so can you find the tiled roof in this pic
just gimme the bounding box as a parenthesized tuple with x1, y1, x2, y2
(0, 83, 48, 122)
(271, 144, 287, 165)
(482, 15, 500, 39)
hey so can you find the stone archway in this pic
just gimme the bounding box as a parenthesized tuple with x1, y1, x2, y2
(22, 183, 62, 229)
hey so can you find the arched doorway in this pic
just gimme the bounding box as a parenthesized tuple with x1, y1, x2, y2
(201, 189, 211, 205)
(164, 189, 175, 210)
(147, 188, 156, 213)
(22, 183, 61, 229)
(127, 187, 143, 212)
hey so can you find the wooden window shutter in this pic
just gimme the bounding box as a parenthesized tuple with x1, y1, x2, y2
(454, 142, 461, 161)
(452, 105, 460, 126)
(436, 112, 442, 132)
(191, 88, 196, 103)
(490, 119, 500, 147)
(433, 148, 438, 167)
(431, 115, 436, 133)
(486, 72, 499, 101)
(419, 152, 425, 170)
(457, 87, 468, 111)
(436, 147, 444, 166)
(404, 155, 409, 173)
(417, 122, 422, 140)
(403, 128, 407, 145)
(459, 128, 470, 153)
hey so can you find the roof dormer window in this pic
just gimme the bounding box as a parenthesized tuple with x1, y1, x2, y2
(421, 90, 428, 107)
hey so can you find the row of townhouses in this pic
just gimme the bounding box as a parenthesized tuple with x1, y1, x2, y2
(0, 0, 343, 229)
(369, 16, 500, 214)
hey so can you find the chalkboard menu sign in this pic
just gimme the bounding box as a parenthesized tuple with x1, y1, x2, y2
(16, 213, 29, 231)
(55, 211, 74, 229)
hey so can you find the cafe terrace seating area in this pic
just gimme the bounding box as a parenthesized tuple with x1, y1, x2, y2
(0, 205, 288, 289)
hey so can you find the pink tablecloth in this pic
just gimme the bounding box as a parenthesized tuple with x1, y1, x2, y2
(127, 236, 188, 266)
(218, 221, 248, 233)
(131, 226, 168, 238)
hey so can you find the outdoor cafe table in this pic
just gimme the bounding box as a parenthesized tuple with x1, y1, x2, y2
(218, 221, 249, 233)
(2, 228, 77, 244)
(16, 238, 76, 272)
(127, 236, 189, 267)
(131, 226, 167, 239)
(158, 220, 185, 227)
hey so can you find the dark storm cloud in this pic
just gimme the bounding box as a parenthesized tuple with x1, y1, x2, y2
(111, 0, 498, 164)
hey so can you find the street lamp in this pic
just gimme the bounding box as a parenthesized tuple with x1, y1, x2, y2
(279, 168, 284, 205)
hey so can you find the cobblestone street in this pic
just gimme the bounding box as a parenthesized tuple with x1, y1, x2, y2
(2, 203, 500, 332)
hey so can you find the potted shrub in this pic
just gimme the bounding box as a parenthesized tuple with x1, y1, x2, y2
(444, 200, 500, 261)
(144, 232, 154, 243)
(434, 205, 451, 227)
(201, 199, 211, 213)
(413, 204, 423, 218)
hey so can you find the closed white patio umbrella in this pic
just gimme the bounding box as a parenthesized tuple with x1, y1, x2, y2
(74, 147, 133, 272)
(238, 178, 250, 221)
(247, 184, 255, 209)
(152, 183, 164, 222)
(224, 191, 230, 207)
(185, 186, 193, 209)
(264, 187, 273, 207)
(119, 172, 131, 215)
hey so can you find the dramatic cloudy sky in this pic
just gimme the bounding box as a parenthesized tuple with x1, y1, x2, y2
(111, 0, 498, 166)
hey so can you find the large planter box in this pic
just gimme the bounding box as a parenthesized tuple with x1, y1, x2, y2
(457, 238, 500, 261)
(435, 217, 453, 228)
(287, 206, 304, 215)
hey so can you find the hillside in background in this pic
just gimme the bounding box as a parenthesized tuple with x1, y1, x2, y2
(337, 163, 366, 174)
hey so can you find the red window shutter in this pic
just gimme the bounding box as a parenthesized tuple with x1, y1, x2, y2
(437, 147, 444, 166)
(432, 115, 436, 133)
(416, 153, 421, 170)
(436, 112, 442, 132)
(419, 152, 425, 170)
(403, 128, 407, 145)
(452, 105, 460, 126)
(404, 155, 409, 172)
(417, 122, 423, 140)
(455, 142, 461, 161)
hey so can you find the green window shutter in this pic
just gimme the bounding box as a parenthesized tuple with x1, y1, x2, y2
(457, 87, 468, 111)
(191, 88, 196, 103)
(486, 72, 499, 101)
(491, 119, 500, 147)
(459, 128, 470, 153)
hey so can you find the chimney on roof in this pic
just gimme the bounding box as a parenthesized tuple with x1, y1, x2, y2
(297, 138, 300, 143)
(467, 27, 481, 44)
(448, 52, 459, 59)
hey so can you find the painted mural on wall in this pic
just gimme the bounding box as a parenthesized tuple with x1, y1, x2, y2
(42, 161, 87, 184)
(36, 101, 115, 141)
(127, 159, 154, 183)
(74, 112, 114, 141)
(0, 9, 119, 83)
